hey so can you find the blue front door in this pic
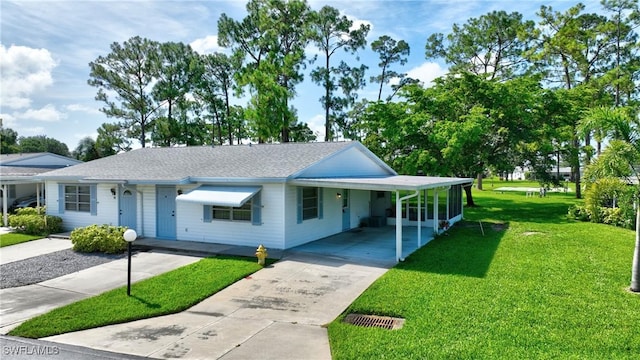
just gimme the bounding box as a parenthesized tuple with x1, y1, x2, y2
(156, 186, 176, 239)
(119, 186, 137, 230)
(342, 189, 350, 231)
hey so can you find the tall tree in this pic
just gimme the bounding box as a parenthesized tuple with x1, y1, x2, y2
(72, 137, 100, 162)
(309, 5, 369, 141)
(425, 10, 535, 81)
(218, 0, 312, 143)
(529, 4, 615, 198)
(18, 135, 69, 156)
(196, 52, 241, 145)
(370, 35, 410, 101)
(96, 122, 130, 154)
(151, 42, 202, 146)
(600, 0, 640, 106)
(88, 36, 161, 147)
(0, 126, 19, 154)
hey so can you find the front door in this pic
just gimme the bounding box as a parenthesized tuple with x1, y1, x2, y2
(119, 186, 137, 230)
(156, 186, 176, 239)
(342, 189, 350, 231)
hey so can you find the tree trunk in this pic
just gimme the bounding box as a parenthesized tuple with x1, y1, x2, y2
(631, 205, 640, 292)
(476, 173, 483, 191)
(463, 184, 476, 207)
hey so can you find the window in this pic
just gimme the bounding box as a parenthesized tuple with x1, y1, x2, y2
(65, 185, 91, 212)
(302, 187, 318, 220)
(212, 200, 252, 222)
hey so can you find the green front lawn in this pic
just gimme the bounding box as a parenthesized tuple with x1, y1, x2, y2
(0, 233, 42, 247)
(329, 189, 639, 359)
(9, 256, 267, 339)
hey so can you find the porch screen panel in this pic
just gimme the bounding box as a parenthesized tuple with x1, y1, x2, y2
(448, 184, 462, 218)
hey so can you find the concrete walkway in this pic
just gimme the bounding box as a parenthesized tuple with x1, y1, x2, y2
(44, 252, 389, 359)
(0, 237, 73, 265)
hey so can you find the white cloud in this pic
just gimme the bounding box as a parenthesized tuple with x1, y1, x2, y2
(66, 103, 100, 114)
(18, 126, 46, 135)
(0, 44, 57, 110)
(18, 104, 66, 122)
(407, 62, 448, 87)
(190, 35, 224, 55)
(305, 113, 326, 141)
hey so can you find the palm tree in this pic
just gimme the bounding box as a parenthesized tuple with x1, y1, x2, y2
(579, 106, 640, 292)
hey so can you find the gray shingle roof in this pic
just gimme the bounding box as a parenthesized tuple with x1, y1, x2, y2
(39, 142, 356, 183)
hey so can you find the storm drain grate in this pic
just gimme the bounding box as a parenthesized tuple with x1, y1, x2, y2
(343, 313, 405, 330)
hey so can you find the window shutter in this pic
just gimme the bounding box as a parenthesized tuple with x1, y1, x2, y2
(203, 205, 212, 222)
(296, 187, 302, 224)
(90, 185, 97, 216)
(318, 187, 324, 219)
(252, 191, 262, 226)
(58, 184, 65, 214)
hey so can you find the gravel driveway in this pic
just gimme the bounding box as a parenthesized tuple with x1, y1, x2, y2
(1, 249, 125, 288)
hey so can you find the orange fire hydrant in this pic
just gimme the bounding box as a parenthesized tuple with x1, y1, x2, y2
(255, 244, 268, 266)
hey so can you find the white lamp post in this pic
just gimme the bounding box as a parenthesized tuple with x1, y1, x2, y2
(123, 229, 137, 296)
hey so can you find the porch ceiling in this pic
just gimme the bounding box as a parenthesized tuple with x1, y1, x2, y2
(290, 175, 473, 191)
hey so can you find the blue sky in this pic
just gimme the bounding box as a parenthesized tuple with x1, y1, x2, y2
(1, 0, 602, 151)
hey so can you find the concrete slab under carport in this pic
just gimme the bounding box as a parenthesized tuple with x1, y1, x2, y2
(289, 225, 435, 267)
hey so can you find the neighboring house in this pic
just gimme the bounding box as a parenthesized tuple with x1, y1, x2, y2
(0, 152, 82, 226)
(39, 142, 472, 261)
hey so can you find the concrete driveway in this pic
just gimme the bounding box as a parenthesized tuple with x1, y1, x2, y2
(44, 252, 390, 360)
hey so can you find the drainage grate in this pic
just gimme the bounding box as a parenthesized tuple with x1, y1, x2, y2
(343, 313, 405, 330)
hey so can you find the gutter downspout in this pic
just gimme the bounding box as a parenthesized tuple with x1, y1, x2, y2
(396, 190, 419, 262)
(136, 187, 144, 237)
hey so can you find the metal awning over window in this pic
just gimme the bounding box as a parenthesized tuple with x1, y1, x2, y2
(176, 186, 261, 207)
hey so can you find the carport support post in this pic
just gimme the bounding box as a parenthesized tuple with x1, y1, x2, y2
(433, 189, 439, 235)
(417, 190, 422, 247)
(396, 191, 401, 261)
(396, 190, 419, 262)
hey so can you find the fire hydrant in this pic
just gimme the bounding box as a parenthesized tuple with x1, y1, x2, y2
(255, 244, 268, 266)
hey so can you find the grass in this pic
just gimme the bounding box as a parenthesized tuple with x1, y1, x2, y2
(0, 233, 42, 247)
(9, 256, 268, 339)
(328, 187, 639, 359)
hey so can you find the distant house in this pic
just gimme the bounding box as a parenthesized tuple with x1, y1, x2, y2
(39, 142, 472, 261)
(1, 152, 82, 225)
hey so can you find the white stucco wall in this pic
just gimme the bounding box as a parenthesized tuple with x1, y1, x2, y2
(46, 182, 118, 231)
(175, 183, 286, 249)
(283, 186, 372, 249)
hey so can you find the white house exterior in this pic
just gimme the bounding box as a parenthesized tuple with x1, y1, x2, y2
(39, 142, 472, 261)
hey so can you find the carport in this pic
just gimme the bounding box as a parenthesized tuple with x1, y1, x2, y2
(291, 175, 473, 261)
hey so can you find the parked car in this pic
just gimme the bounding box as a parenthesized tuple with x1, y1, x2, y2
(9, 194, 46, 212)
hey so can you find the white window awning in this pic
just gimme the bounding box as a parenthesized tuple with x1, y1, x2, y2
(176, 186, 261, 207)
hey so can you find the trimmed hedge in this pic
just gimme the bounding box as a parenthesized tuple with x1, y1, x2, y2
(71, 225, 128, 254)
(8, 207, 63, 236)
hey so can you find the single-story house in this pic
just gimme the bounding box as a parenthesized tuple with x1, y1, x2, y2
(38, 142, 472, 261)
(1, 152, 82, 226)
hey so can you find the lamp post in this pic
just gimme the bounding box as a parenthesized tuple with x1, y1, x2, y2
(123, 229, 137, 296)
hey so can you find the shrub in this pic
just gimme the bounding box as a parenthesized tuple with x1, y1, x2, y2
(71, 225, 128, 254)
(8, 207, 63, 235)
(567, 205, 591, 222)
